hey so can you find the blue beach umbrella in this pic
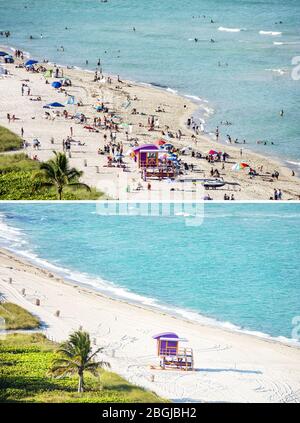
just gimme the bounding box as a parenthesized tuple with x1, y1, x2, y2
(45, 102, 65, 108)
(0, 51, 9, 57)
(25, 59, 38, 67)
(51, 81, 62, 89)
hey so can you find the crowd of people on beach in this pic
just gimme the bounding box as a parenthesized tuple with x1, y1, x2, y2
(1, 47, 298, 200)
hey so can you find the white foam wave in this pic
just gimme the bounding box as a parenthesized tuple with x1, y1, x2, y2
(265, 68, 286, 75)
(259, 30, 282, 36)
(218, 26, 244, 33)
(0, 214, 26, 247)
(166, 87, 178, 95)
(274, 41, 300, 46)
(287, 160, 300, 167)
(185, 94, 207, 103)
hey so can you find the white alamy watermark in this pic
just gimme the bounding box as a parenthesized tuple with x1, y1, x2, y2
(96, 201, 205, 227)
(95, 172, 206, 226)
(291, 56, 300, 81)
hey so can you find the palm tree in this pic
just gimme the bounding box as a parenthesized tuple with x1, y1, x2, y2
(51, 330, 110, 393)
(38, 151, 91, 200)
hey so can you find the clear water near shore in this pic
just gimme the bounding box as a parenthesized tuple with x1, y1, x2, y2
(1, 0, 300, 166)
(0, 203, 299, 345)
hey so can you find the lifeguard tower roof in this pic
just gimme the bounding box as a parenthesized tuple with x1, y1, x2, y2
(152, 333, 188, 342)
(152, 332, 179, 340)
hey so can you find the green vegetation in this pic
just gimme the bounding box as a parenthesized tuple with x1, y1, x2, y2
(0, 126, 22, 152)
(0, 303, 40, 330)
(0, 333, 165, 403)
(51, 331, 110, 393)
(38, 151, 91, 200)
(0, 153, 103, 200)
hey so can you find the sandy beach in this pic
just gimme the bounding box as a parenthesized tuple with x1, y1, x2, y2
(1, 46, 300, 201)
(0, 247, 299, 403)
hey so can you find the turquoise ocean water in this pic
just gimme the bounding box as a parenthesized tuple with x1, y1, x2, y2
(1, 0, 300, 167)
(0, 203, 299, 344)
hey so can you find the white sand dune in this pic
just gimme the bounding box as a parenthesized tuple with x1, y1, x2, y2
(0, 248, 300, 403)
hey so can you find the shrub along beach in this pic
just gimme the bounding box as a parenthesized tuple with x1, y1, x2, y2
(0, 303, 164, 403)
(0, 48, 299, 201)
(0, 149, 103, 200)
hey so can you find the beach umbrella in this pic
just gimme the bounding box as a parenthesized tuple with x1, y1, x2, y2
(45, 102, 65, 108)
(51, 81, 62, 89)
(232, 162, 250, 171)
(0, 51, 9, 57)
(25, 59, 38, 67)
(155, 139, 166, 146)
(208, 149, 221, 156)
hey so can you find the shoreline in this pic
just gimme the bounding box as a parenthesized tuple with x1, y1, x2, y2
(0, 246, 300, 402)
(1, 236, 299, 350)
(2, 42, 298, 176)
(1, 43, 300, 200)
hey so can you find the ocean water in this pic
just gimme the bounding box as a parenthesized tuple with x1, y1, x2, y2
(1, 0, 300, 167)
(0, 203, 299, 344)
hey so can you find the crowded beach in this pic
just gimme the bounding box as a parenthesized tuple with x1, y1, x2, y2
(1, 47, 300, 200)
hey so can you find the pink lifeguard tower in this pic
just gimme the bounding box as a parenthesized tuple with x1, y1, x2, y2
(152, 332, 194, 371)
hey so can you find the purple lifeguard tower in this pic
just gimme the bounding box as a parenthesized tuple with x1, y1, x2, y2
(152, 332, 194, 371)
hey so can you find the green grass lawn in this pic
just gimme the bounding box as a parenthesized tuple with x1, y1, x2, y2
(0, 126, 23, 152)
(0, 333, 165, 403)
(0, 153, 103, 200)
(0, 303, 40, 330)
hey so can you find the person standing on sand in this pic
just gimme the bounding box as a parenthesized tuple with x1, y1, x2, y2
(70, 127, 73, 137)
(21, 127, 24, 137)
(7, 113, 10, 123)
(240, 148, 243, 157)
